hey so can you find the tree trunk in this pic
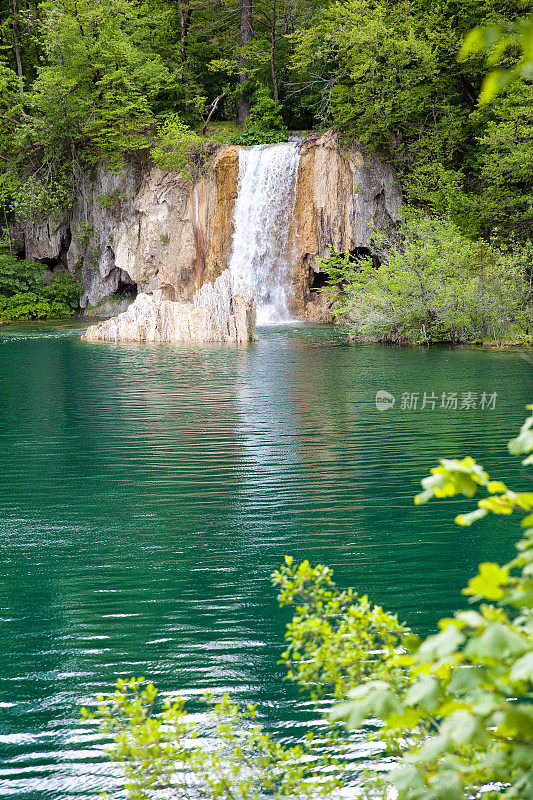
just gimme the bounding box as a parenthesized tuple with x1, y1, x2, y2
(201, 90, 227, 135)
(238, 0, 253, 124)
(270, 0, 278, 103)
(12, 0, 24, 96)
(177, 0, 188, 66)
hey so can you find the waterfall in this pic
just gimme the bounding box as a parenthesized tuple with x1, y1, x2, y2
(228, 143, 300, 325)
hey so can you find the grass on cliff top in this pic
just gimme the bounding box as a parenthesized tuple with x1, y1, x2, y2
(195, 121, 242, 143)
(194, 121, 312, 144)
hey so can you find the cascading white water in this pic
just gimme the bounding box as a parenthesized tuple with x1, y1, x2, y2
(228, 142, 300, 325)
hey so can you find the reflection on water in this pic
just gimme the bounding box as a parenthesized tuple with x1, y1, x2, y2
(0, 322, 531, 798)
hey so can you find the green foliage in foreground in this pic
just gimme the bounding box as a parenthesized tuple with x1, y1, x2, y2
(320, 214, 533, 344)
(82, 685, 341, 799)
(0, 254, 81, 322)
(272, 557, 409, 699)
(86, 408, 533, 799)
(330, 405, 533, 799)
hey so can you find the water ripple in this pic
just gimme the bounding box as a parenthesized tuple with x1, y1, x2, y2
(0, 324, 531, 798)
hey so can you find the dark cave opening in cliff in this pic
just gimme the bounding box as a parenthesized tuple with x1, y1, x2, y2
(349, 246, 380, 268)
(309, 270, 329, 292)
(309, 247, 380, 293)
(115, 269, 138, 299)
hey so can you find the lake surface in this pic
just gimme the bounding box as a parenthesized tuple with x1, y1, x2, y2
(0, 322, 531, 799)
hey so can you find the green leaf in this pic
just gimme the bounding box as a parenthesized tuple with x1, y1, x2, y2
(411, 733, 451, 764)
(403, 633, 423, 652)
(391, 765, 426, 793)
(502, 703, 533, 738)
(430, 769, 465, 800)
(455, 508, 487, 526)
(332, 682, 404, 728)
(508, 416, 533, 455)
(510, 652, 533, 684)
(479, 69, 513, 105)
(463, 562, 509, 600)
(441, 710, 488, 746)
(455, 610, 484, 628)
(448, 665, 485, 694)
(478, 496, 514, 515)
(417, 625, 465, 662)
(405, 675, 441, 710)
(329, 699, 369, 730)
(464, 623, 529, 661)
(346, 680, 392, 701)
(459, 24, 502, 60)
(487, 481, 507, 493)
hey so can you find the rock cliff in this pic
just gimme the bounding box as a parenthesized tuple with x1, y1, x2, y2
(22, 147, 238, 312)
(291, 130, 401, 321)
(82, 270, 255, 344)
(21, 132, 401, 321)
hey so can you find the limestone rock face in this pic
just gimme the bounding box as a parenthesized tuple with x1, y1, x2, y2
(22, 146, 238, 313)
(290, 130, 402, 319)
(24, 218, 71, 263)
(82, 270, 255, 344)
(83, 294, 135, 318)
(66, 165, 141, 308)
(112, 147, 238, 305)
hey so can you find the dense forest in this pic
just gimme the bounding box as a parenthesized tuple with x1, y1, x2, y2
(0, 0, 531, 339)
(0, 0, 530, 232)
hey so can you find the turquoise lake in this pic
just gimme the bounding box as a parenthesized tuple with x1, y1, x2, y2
(0, 322, 531, 798)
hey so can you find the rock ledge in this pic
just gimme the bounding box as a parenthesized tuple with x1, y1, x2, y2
(82, 270, 255, 344)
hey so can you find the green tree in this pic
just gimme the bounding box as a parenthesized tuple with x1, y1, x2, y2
(0, 0, 180, 223)
(475, 79, 533, 233)
(0, 0, 40, 94)
(150, 113, 210, 178)
(286, 0, 532, 237)
(0, 252, 81, 320)
(289, 0, 477, 206)
(30, 0, 174, 164)
(231, 84, 288, 143)
(320, 213, 531, 344)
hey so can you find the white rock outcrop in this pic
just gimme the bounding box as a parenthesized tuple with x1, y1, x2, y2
(82, 270, 255, 344)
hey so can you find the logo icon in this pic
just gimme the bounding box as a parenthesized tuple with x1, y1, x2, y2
(375, 390, 395, 411)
